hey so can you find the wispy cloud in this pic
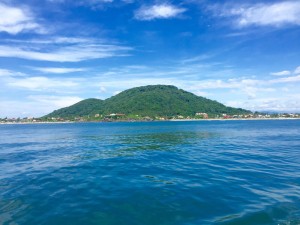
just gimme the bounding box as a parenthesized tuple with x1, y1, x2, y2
(270, 65, 300, 76)
(227, 96, 300, 113)
(0, 69, 26, 77)
(0, 3, 43, 34)
(180, 54, 216, 64)
(271, 75, 300, 83)
(0, 69, 23, 77)
(135, 4, 186, 20)
(30, 67, 88, 74)
(8, 76, 79, 91)
(183, 78, 270, 99)
(0, 37, 131, 62)
(47, 0, 113, 4)
(0, 95, 83, 118)
(189, 78, 259, 90)
(216, 1, 300, 28)
(47, 0, 132, 10)
(294, 66, 300, 74)
(3, 62, 300, 117)
(270, 70, 291, 76)
(28, 95, 83, 109)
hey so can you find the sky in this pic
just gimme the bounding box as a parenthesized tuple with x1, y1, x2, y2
(0, 0, 300, 117)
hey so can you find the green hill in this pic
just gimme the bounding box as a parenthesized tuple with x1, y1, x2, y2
(45, 98, 104, 118)
(44, 85, 251, 119)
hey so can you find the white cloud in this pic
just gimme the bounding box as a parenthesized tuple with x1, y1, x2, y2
(113, 90, 121, 95)
(271, 75, 300, 83)
(125, 65, 149, 70)
(0, 38, 131, 62)
(0, 69, 11, 77)
(221, 1, 300, 27)
(7, 37, 95, 44)
(270, 66, 300, 76)
(0, 69, 25, 77)
(28, 95, 82, 108)
(98, 77, 178, 91)
(99, 86, 107, 93)
(193, 90, 210, 97)
(8, 76, 79, 91)
(0, 3, 43, 34)
(49, 0, 115, 4)
(181, 54, 215, 64)
(227, 96, 300, 113)
(270, 70, 291, 76)
(186, 78, 260, 90)
(87, 0, 114, 3)
(0, 69, 17, 77)
(2, 63, 300, 117)
(135, 4, 186, 20)
(0, 96, 82, 118)
(294, 66, 300, 74)
(93, 66, 300, 103)
(31, 67, 88, 74)
(47, 0, 133, 9)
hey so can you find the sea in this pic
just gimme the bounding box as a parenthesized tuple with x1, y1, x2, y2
(0, 120, 300, 225)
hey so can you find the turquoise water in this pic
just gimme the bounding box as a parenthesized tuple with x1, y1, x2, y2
(1, 120, 300, 225)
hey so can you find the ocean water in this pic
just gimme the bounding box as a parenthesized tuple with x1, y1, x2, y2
(1, 120, 300, 225)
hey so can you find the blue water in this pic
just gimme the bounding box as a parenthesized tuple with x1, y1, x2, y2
(1, 120, 300, 225)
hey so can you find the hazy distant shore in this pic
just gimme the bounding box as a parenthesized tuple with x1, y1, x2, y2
(169, 117, 300, 122)
(0, 121, 76, 125)
(1, 117, 300, 125)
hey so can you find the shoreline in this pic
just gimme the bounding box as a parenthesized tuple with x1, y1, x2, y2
(1, 117, 300, 125)
(169, 117, 300, 121)
(0, 121, 76, 125)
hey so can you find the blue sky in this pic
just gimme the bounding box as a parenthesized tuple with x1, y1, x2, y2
(1, 0, 300, 117)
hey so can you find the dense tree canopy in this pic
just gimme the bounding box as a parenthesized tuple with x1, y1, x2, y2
(44, 85, 251, 118)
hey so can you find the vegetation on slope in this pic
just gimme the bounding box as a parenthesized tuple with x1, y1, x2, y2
(44, 85, 251, 119)
(46, 98, 104, 118)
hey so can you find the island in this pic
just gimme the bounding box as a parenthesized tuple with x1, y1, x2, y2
(1, 85, 299, 123)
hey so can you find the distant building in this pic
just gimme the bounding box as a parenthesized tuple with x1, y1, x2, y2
(195, 112, 208, 119)
(105, 113, 126, 118)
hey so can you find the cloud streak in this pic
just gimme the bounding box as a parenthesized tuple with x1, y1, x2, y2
(28, 95, 83, 109)
(294, 66, 300, 74)
(270, 70, 291, 76)
(0, 96, 83, 118)
(2, 62, 300, 117)
(216, 1, 300, 28)
(30, 67, 88, 74)
(271, 75, 300, 83)
(0, 69, 25, 77)
(0, 38, 131, 62)
(227, 96, 300, 113)
(270, 65, 300, 77)
(8, 76, 79, 91)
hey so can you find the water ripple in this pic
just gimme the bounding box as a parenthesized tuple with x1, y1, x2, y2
(0, 120, 300, 224)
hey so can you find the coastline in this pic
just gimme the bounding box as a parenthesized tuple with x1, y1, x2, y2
(1, 117, 300, 125)
(169, 117, 300, 122)
(0, 121, 76, 125)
